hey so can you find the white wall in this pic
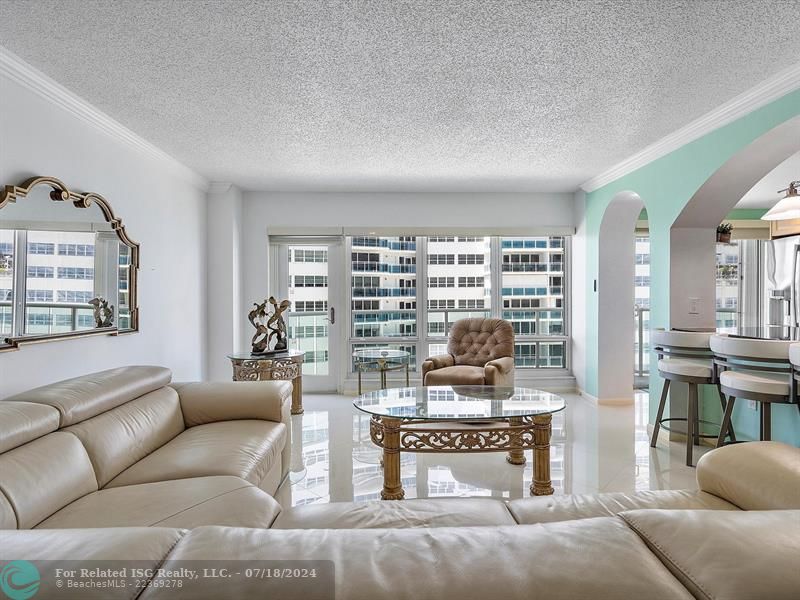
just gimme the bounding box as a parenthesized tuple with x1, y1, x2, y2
(0, 71, 208, 397)
(206, 183, 243, 380)
(596, 191, 643, 402)
(669, 228, 717, 329)
(570, 190, 587, 393)
(239, 190, 576, 347)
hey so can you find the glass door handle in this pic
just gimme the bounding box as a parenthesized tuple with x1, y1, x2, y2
(326, 306, 335, 325)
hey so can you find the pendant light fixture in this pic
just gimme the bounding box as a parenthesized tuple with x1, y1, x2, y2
(761, 180, 800, 221)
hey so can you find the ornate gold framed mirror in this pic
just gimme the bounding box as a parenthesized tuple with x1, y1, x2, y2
(0, 176, 139, 351)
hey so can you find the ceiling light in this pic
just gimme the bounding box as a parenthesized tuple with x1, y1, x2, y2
(761, 181, 800, 221)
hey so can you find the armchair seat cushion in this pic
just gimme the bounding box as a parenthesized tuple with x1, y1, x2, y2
(36, 476, 281, 529)
(719, 370, 789, 397)
(104, 420, 286, 489)
(424, 365, 486, 386)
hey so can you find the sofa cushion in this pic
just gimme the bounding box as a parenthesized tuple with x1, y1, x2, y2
(172, 380, 293, 426)
(0, 491, 15, 529)
(273, 498, 516, 529)
(424, 365, 485, 385)
(0, 527, 185, 600)
(0, 401, 60, 453)
(105, 420, 287, 488)
(142, 519, 693, 600)
(36, 476, 281, 529)
(64, 387, 185, 486)
(696, 441, 800, 510)
(0, 431, 98, 528)
(4, 365, 172, 426)
(508, 489, 739, 524)
(620, 509, 800, 600)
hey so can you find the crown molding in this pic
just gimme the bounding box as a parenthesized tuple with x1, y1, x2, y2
(580, 62, 800, 193)
(0, 45, 209, 191)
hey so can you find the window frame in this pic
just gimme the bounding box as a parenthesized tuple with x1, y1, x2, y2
(345, 235, 571, 374)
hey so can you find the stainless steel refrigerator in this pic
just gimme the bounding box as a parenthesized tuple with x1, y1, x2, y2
(763, 234, 800, 328)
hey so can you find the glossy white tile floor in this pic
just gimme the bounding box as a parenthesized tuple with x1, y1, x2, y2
(279, 390, 711, 506)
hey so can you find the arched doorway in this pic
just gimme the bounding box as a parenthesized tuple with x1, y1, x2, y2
(597, 190, 645, 403)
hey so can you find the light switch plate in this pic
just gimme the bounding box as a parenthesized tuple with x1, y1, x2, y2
(688, 297, 700, 315)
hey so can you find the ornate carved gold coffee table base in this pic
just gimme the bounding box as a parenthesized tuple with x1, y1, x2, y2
(370, 413, 553, 500)
(228, 351, 305, 415)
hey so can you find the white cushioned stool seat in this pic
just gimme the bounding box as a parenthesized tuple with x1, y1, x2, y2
(719, 370, 790, 396)
(657, 358, 713, 379)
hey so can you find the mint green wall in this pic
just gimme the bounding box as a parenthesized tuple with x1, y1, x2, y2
(583, 89, 800, 444)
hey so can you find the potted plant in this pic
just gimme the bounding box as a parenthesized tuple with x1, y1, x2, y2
(716, 223, 733, 243)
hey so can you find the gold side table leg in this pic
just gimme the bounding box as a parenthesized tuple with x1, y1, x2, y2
(530, 414, 553, 496)
(357, 367, 362, 396)
(380, 416, 405, 500)
(291, 372, 304, 415)
(405, 362, 410, 386)
(506, 416, 526, 465)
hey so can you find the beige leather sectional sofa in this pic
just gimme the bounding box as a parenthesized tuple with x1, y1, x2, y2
(1, 366, 799, 599)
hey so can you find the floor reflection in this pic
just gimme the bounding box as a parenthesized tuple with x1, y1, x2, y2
(281, 390, 707, 507)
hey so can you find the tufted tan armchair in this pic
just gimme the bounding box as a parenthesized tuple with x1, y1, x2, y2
(422, 317, 515, 386)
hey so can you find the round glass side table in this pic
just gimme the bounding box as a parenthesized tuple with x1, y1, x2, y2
(352, 348, 411, 395)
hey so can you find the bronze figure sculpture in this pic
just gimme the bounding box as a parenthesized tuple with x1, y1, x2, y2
(89, 297, 114, 328)
(249, 296, 291, 354)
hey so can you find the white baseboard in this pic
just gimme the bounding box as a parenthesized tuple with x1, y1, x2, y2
(577, 390, 635, 406)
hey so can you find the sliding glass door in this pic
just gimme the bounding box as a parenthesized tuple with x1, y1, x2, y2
(270, 238, 344, 392)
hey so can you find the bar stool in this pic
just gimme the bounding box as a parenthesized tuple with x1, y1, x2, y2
(650, 329, 735, 467)
(711, 335, 794, 445)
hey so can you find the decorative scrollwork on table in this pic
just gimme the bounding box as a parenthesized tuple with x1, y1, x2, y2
(399, 426, 536, 452)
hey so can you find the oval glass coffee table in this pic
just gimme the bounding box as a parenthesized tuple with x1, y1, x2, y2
(354, 385, 566, 500)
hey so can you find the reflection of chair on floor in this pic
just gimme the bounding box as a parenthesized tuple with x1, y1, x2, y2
(415, 453, 526, 499)
(422, 318, 515, 386)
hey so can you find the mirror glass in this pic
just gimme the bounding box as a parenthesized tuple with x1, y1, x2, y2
(0, 182, 137, 344)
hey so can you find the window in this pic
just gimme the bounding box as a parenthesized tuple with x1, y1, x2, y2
(351, 236, 417, 340)
(501, 237, 566, 366)
(57, 290, 94, 303)
(57, 267, 94, 280)
(294, 300, 327, 312)
(458, 254, 484, 265)
(428, 254, 454, 265)
(26, 290, 53, 302)
(346, 235, 569, 372)
(635, 253, 649, 265)
(28, 242, 54, 255)
(58, 244, 95, 256)
(294, 275, 327, 287)
(27, 266, 54, 278)
(428, 277, 455, 288)
(634, 276, 650, 287)
(457, 276, 484, 288)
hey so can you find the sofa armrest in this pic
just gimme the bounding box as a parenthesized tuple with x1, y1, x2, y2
(422, 354, 455, 380)
(171, 381, 293, 427)
(484, 356, 515, 386)
(696, 441, 800, 510)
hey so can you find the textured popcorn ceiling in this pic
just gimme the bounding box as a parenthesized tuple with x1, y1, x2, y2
(1, 0, 799, 192)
